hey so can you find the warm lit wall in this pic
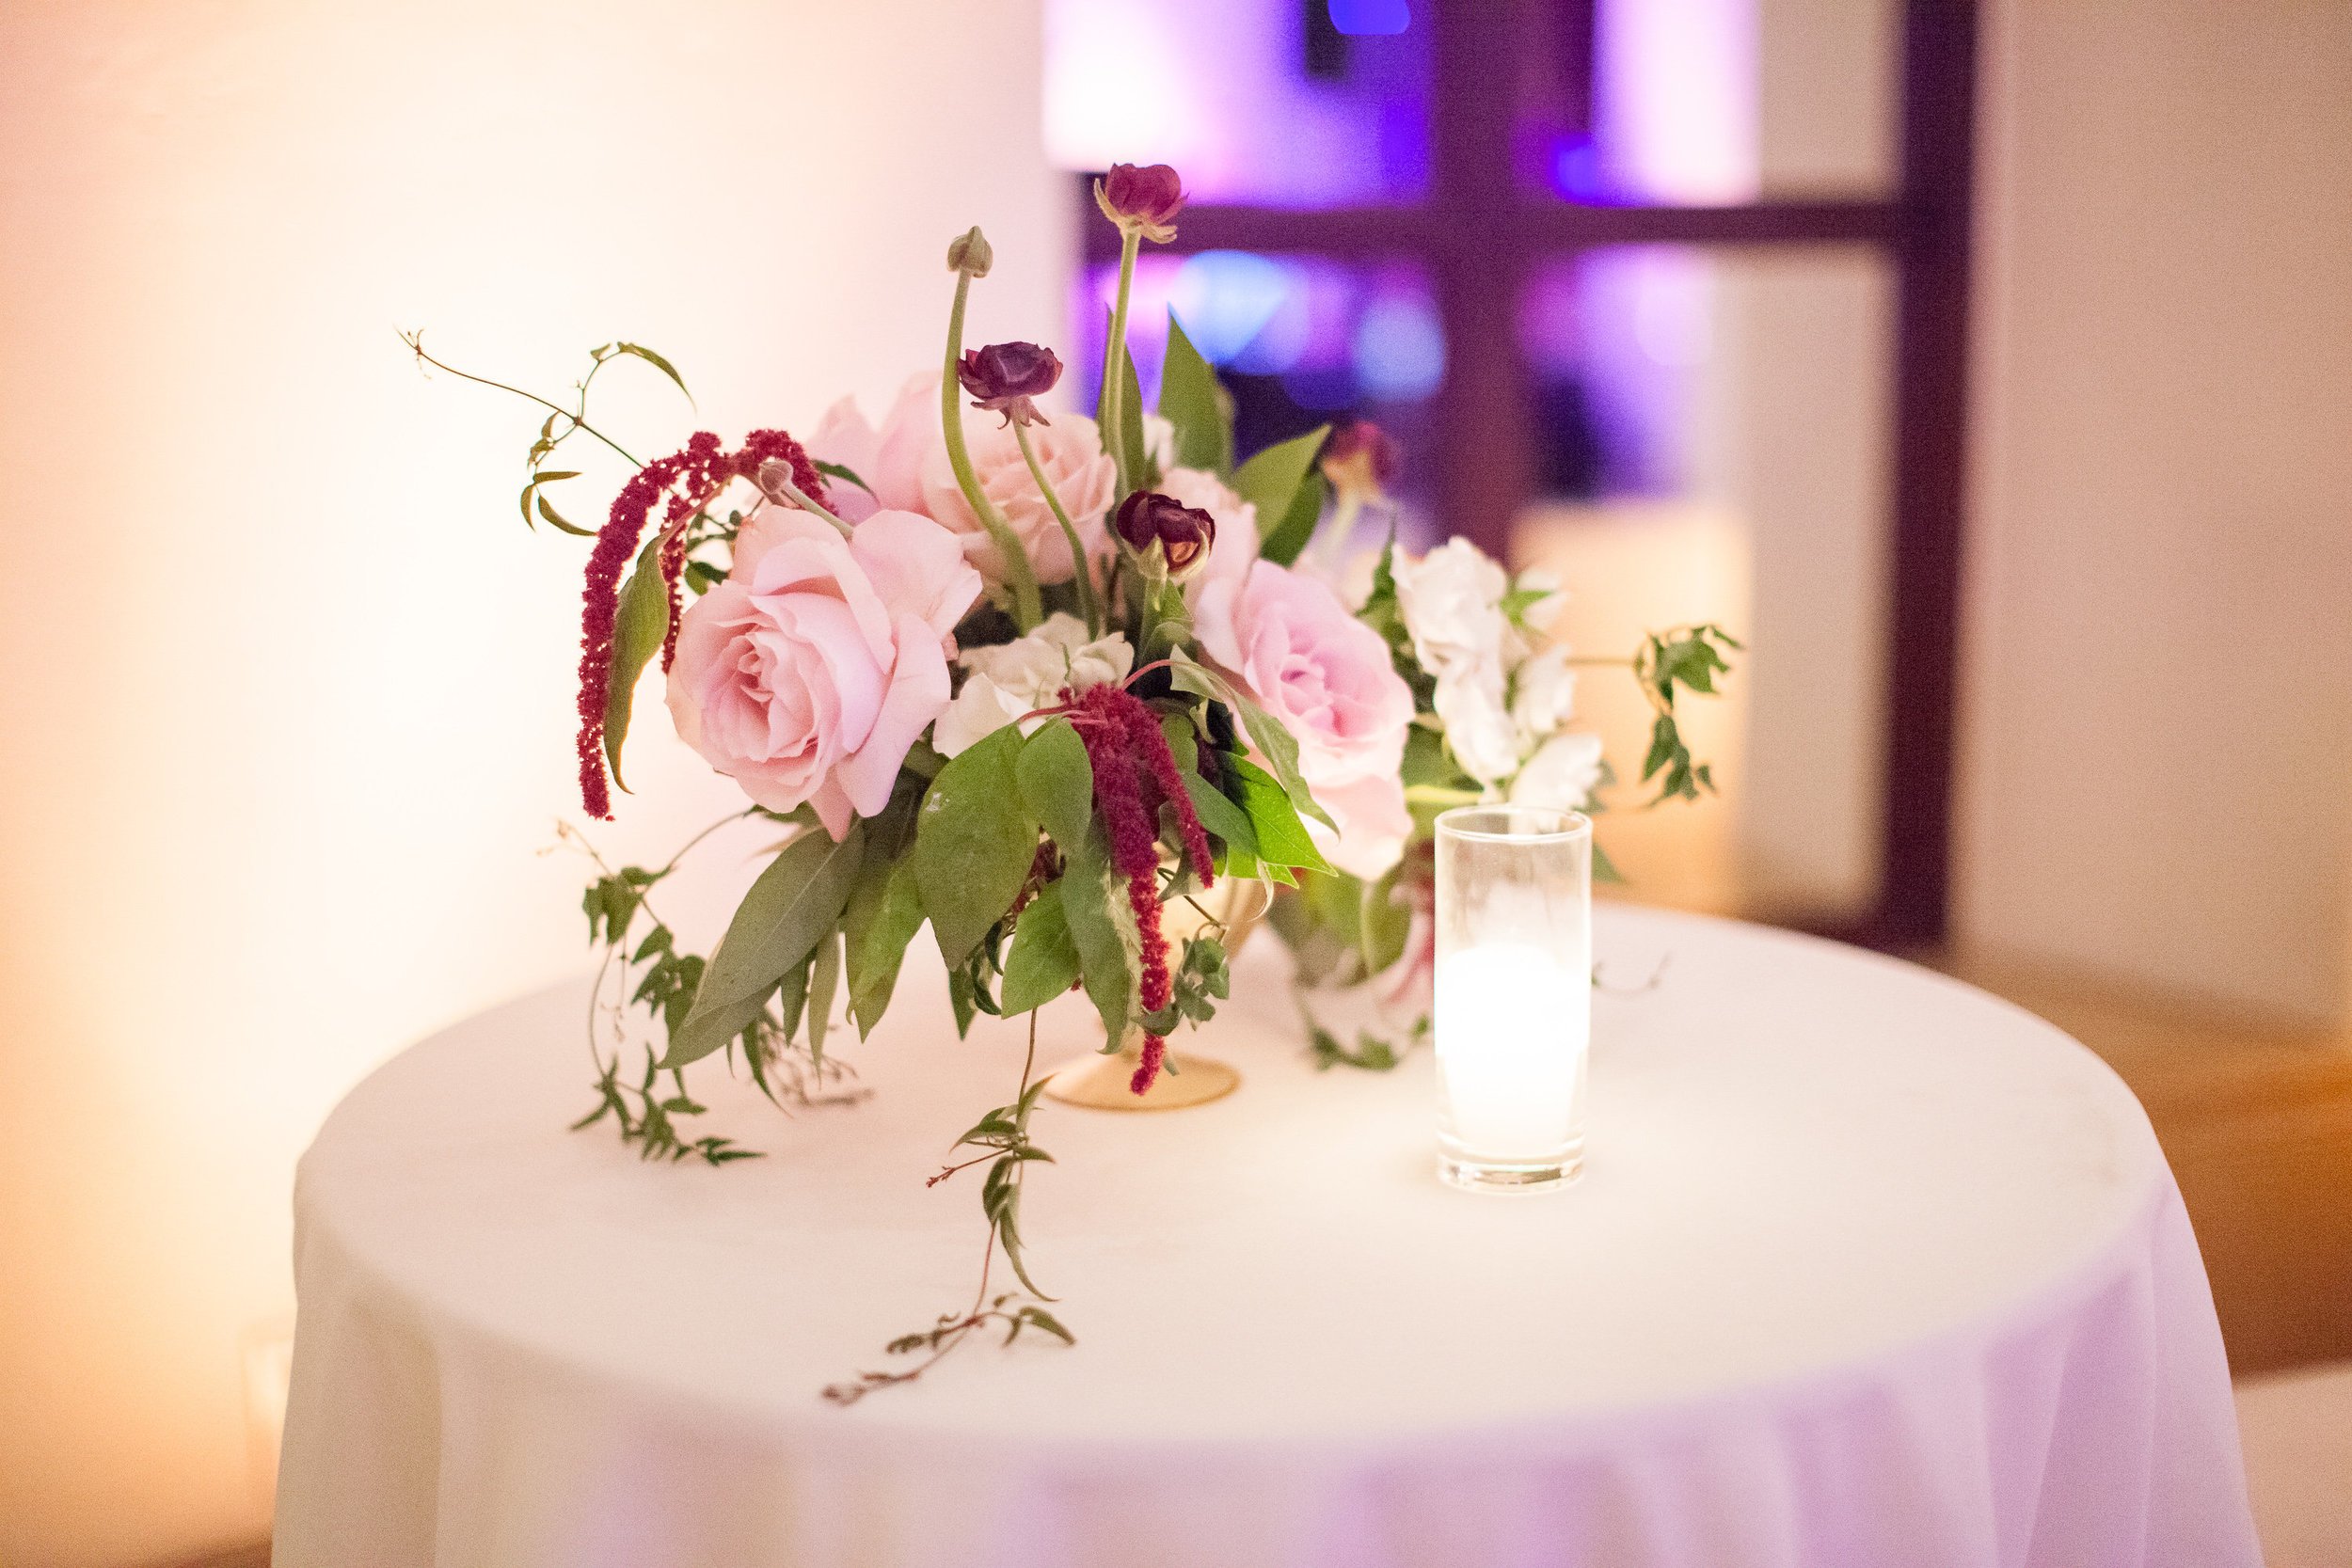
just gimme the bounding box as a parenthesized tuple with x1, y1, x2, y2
(1960, 0, 2352, 1024)
(0, 3, 1064, 1563)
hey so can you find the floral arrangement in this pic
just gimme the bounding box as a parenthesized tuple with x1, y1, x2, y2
(411, 162, 1731, 1398)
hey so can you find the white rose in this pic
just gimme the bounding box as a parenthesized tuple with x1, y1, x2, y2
(1510, 730, 1605, 811)
(931, 613, 1133, 757)
(1511, 644, 1579, 747)
(1393, 537, 1512, 688)
(1434, 673, 1524, 786)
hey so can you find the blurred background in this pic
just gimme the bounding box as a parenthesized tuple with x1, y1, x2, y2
(0, 1, 2346, 1563)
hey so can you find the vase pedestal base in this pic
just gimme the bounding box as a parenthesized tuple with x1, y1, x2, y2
(1042, 1046, 1240, 1111)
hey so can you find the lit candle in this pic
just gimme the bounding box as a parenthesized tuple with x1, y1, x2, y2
(1435, 941, 1587, 1158)
(1432, 806, 1593, 1192)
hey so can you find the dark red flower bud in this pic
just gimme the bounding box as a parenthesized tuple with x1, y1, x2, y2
(1093, 163, 1187, 243)
(957, 341, 1063, 427)
(1320, 420, 1401, 501)
(1114, 489, 1216, 578)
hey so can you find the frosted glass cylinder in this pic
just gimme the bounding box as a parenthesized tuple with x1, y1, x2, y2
(1433, 805, 1592, 1193)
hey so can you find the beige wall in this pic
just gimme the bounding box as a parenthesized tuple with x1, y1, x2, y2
(1959, 0, 2352, 1024)
(0, 3, 1064, 1562)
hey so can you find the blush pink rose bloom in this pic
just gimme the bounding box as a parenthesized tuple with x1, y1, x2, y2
(666, 505, 980, 839)
(806, 371, 1117, 590)
(1192, 558, 1417, 879)
(806, 374, 935, 524)
(921, 410, 1116, 587)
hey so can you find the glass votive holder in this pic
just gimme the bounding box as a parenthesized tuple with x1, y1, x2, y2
(1432, 804, 1592, 1194)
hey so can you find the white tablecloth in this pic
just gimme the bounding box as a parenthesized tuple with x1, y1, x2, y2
(276, 908, 2260, 1568)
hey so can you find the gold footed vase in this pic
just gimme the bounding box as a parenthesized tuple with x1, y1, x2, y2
(1043, 876, 1273, 1112)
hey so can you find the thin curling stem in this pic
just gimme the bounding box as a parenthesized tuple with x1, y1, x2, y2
(1100, 228, 1143, 496)
(942, 269, 1043, 629)
(1012, 420, 1102, 636)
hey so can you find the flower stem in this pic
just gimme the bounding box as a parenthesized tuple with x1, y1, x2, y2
(942, 272, 1043, 630)
(1100, 228, 1143, 497)
(754, 465, 856, 538)
(1012, 421, 1101, 636)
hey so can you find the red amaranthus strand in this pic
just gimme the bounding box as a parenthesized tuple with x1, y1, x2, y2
(1130, 1034, 1167, 1096)
(1068, 683, 1218, 1095)
(575, 429, 824, 818)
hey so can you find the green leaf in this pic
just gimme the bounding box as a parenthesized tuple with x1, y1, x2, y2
(518, 471, 583, 533)
(812, 459, 872, 497)
(533, 492, 594, 536)
(1592, 839, 1626, 885)
(805, 927, 841, 1061)
(1016, 719, 1094, 850)
(914, 725, 1041, 966)
(1231, 424, 1330, 545)
(665, 984, 776, 1073)
(1020, 1307, 1076, 1345)
(1119, 334, 1151, 490)
(1182, 770, 1258, 860)
(1001, 891, 1082, 1014)
(603, 538, 670, 791)
(1165, 651, 1335, 832)
(1056, 826, 1139, 1044)
(611, 341, 692, 405)
(1157, 311, 1232, 476)
(664, 824, 866, 1068)
(1257, 469, 1327, 567)
(1226, 757, 1330, 874)
(843, 858, 925, 1038)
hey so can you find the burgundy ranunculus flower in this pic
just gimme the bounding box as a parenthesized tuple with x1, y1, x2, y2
(1093, 163, 1187, 243)
(957, 341, 1063, 427)
(1113, 489, 1216, 578)
(1320, 419, 1402, 502)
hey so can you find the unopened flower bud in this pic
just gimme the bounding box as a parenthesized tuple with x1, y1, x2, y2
(1092, 163, 1187, 244)
(957, 341, 1063, 427)
(1114, 489, 1216, 578)
(1319, 419, 1401, 505)
(946, 226, 993, 277)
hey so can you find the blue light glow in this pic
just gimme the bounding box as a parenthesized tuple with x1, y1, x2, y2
(1169, 251, 1304, 367)
(1328, 0, 1409, 38)
(1353, 291, 1445, 401)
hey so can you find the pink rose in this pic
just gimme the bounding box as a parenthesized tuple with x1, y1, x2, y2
(1192, 558, 1416, 879)
(666, 506, 980, 838)
(922, 410, 1116, 587)
(806, 374, 936, 524)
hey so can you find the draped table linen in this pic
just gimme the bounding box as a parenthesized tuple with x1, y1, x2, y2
(276, 907, 2260, 1568)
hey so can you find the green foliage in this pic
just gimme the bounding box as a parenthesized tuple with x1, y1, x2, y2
(1156, 312, 1233, 476)
(1116, 318, 1152, 491)
(1307, 1014, 1427, 1072)
(811, 459, 871, 497)
(1256, 469, 1327, 568)
(582, 863, 664, 945)
(628, 925, 706, 1039)
(805, 928, 842, 1061)
(1166, 650, 1335, 830)
(1223, 755, 1331, 874)
(1056, 824, 1142, 1044)
(1635, 624, 1742, 805)
(914, 725, 1041, 966)
(665, 824, 866, 1068)
(603, 538, 670, 789)
(1001, 892, 1082, 1015)
(573, 1053, 760, 1164)
(842, 857, 924, 1038)
(1231, 424, 1331, 558)
(591, 341, 693, 405)
(518, 470, 593, 535)
(1140, 935, 1229, 1035)
(1015, 719, 1094, 850)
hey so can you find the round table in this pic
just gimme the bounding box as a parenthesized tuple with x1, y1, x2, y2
(275, 908, 2261, 1568)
